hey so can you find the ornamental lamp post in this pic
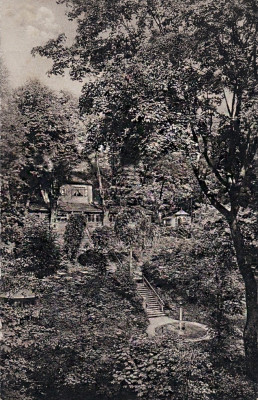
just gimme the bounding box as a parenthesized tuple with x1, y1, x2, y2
(179, 301, 183, 332)
(176, 296, 184, 333)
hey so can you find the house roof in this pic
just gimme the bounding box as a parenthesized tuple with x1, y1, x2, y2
(66, 171, 92, 185)
(162, 209, 190, 219)
(29, 201, 103, 214)
(174, 209, 189, 216)
(108, 206, 153, 215)
(58, 202, 103, 213)
(29, 203, 49, 213)
(65, 178, 92, 185)
(162, 215, 173, 220)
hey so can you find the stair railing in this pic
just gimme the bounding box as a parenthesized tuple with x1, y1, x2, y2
(142, 275, 165, 312)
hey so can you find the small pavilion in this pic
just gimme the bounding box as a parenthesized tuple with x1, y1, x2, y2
(163, 209, 191, 228)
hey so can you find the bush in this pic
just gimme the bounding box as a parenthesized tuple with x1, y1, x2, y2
(78, 249, 107, 274)
(64, 215, 86, 260)
(16, 223, 62, 278)
(91, 225, 117, 251)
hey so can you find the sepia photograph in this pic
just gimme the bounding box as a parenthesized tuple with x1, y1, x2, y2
(1, 0, 257, 399)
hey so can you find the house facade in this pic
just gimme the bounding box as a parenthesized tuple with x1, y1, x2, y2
(55, 176, 103, 234)
(28, 174, 104, 239)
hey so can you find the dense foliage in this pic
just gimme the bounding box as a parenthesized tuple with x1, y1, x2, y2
(15, 222, 63, 278)
(143, 210, 244, 344)
(1, 0, 257, 398)
(64, 214, 86, 260)
(33, 0, 258, 379)
(1, 79, 80, 243)
(1, 268, 147, 400)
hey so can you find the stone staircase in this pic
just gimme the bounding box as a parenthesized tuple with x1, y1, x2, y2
(136, 280, 166, 318)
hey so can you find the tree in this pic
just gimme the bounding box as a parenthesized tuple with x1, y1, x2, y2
(165, 1, 258, 379)
(14, 80, 79, 224)
(33, 0, 257, 379)
(0, 60, 28, 244)
(78, 249, 108, 275)
(114, 207, 153, 276)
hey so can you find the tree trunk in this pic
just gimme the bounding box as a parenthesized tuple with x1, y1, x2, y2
(159, 178, 165, 200)
(229, 219, 258, 382)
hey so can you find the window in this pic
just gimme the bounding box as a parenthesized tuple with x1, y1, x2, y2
(71, 187, 88, 198)
(96, 214, 102, 222)
(72, 190, 83, 197)
(56, 211, 68, 221)
(88, 214, 95, 222)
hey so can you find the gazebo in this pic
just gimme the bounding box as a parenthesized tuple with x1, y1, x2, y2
(163, 209, 191, 228)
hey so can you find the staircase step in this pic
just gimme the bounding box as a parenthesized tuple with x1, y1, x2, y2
(147, 306, 160, 309)
(148, 312, 163, 315)
(148, 313, 166, 318)
(146, 300, 162, 304)
(136, 280, 166, 318)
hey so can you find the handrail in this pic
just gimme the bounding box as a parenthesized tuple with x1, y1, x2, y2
(111, 250, 123, 269)
(142, 275, 165, 311)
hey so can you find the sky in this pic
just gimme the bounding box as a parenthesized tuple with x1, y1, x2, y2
(0, 0, 83, 95)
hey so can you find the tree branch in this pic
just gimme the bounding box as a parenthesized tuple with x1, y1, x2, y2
(147, 7, 165, 35)
(191, 125, 228, 187)
(202, 137, 229, 187)
(192, 165, 231, 220)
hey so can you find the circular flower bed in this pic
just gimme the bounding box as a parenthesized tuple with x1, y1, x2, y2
(155, 321, 208, 340)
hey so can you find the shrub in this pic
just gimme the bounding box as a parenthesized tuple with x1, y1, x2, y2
(16, 223, 62, 278)
(64, 214, 86, 260)
(78, 249, 107, 274)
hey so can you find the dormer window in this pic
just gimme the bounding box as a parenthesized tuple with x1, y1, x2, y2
(71, 187, 88, 199)
(72, 190, 83, 196)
